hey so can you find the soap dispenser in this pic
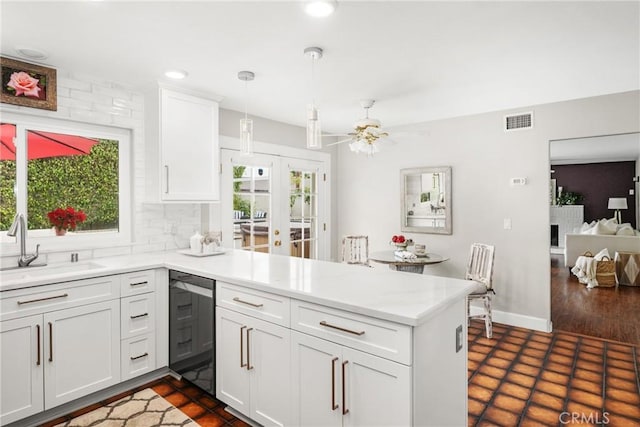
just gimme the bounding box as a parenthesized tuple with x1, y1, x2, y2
(189, 231, 203, 253)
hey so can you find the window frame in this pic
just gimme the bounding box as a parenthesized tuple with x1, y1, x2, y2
(1, 113, 132, 253)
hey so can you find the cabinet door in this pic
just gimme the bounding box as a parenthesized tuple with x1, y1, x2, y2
(291, 331, 342, 427)
(43, 300, 120, 409)
(216, 307, 250, 415)
(160, 88, 219, 201)
(0, 315, 44, 425)
(248, 317, 290, 427)
(341, 347, 411, 427)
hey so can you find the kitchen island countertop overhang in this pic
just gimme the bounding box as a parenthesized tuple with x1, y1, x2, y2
(1, 249, 477, 326)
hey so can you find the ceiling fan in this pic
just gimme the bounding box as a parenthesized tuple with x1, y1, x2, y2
(327, 99, 390, 155)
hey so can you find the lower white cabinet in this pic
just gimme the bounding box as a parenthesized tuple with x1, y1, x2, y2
(1, 269, 163, 426)
(0, 300, 120, 425)
(0, 315, 44, 424)
(291, 331, 411, 427)
(216, 307, 290, 427)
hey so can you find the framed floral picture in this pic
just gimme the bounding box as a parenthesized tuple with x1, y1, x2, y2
(1, 57, 57, 111)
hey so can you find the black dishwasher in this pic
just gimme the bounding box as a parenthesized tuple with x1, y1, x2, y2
(169, 270, 215, 395)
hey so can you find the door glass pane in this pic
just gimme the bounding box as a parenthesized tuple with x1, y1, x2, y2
(233, 164, 271, 253)
(289, 169, 318, 259)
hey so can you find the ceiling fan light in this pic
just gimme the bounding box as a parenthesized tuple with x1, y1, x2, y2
(304, 0, 337, 17)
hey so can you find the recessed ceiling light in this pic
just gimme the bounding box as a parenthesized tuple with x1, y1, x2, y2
(164, 69, 188, 80)
(304, 0, 337, 17)
(14, 46, 48, 60)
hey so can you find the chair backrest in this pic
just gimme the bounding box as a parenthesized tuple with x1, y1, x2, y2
(465, 243, 495, 290)
(341, 235, 369, 266)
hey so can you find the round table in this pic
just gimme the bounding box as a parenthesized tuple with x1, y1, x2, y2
(369, 251, 449, 274)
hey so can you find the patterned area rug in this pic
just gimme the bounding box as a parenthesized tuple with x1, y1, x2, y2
(54, 388, 198, 426)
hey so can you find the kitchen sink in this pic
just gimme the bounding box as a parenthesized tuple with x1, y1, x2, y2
(0, 261, 106, 282)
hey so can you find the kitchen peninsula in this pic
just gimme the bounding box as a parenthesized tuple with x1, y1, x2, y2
(1, 250, 475, 426)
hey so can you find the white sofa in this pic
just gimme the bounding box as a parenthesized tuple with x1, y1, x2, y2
(564, 233, 640, 267)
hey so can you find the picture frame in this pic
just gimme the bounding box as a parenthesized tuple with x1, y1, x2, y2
(1, 57, 57, 111)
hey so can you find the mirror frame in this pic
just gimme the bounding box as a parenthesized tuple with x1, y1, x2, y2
(400, 166, 452, 235)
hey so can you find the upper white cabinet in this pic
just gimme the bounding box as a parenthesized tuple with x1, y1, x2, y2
(160, 88, 220, 201)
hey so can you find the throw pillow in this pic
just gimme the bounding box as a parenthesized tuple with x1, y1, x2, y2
(590, 220, 616, 235)
(616, 224, 635, 236)
(580, 221, 596, 234)
(594, 248, 611, 261)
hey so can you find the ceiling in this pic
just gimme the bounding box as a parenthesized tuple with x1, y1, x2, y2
(1, 1, 639, 134)
(550, 133, 640, 165)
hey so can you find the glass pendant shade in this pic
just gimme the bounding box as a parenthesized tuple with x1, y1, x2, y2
(240, 117, 253, 156)
(237, 70, 255, 156)
(306, 104, 322, 149)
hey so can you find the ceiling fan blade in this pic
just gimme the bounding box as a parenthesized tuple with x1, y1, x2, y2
(327, 138, 354, 146)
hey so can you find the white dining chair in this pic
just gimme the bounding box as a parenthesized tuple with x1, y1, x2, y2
(341, 235, 370, 266)
(465, 243, 496, 338)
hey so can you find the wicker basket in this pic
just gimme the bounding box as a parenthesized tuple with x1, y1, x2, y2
(583, 251, 616, 287)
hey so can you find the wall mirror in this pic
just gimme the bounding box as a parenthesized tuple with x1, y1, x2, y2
(400, 166, 452, 234)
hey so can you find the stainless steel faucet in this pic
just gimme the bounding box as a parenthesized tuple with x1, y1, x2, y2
(7, 213, 40, 267)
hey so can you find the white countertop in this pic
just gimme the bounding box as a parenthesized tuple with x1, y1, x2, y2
(0, 249, 476, 326)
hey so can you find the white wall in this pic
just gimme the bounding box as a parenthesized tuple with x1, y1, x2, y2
(336, 90, 640, 330)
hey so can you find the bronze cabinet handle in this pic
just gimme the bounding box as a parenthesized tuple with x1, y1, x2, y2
(130, 281, 148, 286)
(319, 321, 365, 336)
(331, 357, 339, 410)
(130, 352, 149, 360)
(240, 326, 247, 368)
(233, 297, 264, 308)
(36, 324, 41, 366)
(246, 328, 254, 370)
(48, 322, 53, 362)
(18, 293, 69, 305)
(130, 313, 149, 319)
(342, 360, 349, 415)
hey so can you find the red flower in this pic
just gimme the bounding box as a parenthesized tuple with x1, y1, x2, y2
(47, 206, 87, 231)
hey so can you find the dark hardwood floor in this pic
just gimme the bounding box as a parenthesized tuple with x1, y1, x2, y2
(551, 254, 640, 346)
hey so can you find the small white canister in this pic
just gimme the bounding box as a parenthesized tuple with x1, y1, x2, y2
(189, 231, 203, 253)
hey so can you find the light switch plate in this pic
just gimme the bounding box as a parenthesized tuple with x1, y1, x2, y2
(504, 218, 512, 230)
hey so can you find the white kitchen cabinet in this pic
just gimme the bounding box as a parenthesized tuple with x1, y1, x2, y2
(0, 299, 120, 424)
(216, 307, 290, 427)
(291, 331, 411, 427)
(0, 269, 164, 425)
(44, 300, 121, 408)
(0, 315, 44, 425)
(160, 88, 220, 201)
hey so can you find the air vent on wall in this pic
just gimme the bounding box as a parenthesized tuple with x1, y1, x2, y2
(504, 112, 533, 132)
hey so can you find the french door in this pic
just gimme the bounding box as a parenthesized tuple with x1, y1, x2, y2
(220, 149, 328, 260)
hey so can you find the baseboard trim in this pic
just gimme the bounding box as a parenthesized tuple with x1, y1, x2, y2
(470, 306, 552, 333)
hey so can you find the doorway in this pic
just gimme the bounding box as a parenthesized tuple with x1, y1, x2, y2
(220, 149, 329, 260)
(549, 132, 640, 345)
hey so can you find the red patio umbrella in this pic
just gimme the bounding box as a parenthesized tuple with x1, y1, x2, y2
(0, 123, 99, 161)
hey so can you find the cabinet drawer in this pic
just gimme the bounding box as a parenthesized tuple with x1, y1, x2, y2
(217, 282, 290, 327)
(121, 293, 155, 339)
(120, 270, 155, 297)
(291, 300, 412, 365)
(0, 276, 120, 322)
(121, 333, 156, 381)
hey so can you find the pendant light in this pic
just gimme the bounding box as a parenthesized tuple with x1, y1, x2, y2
(238, 71, 255, 156)
(304, 47, 323, 150)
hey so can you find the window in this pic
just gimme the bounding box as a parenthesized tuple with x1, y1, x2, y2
(0, 114, 131, 249)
